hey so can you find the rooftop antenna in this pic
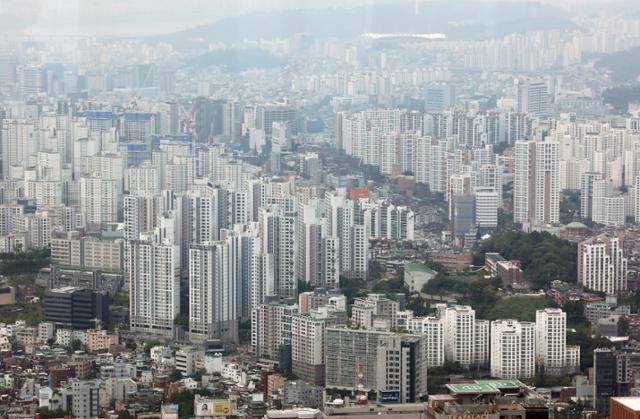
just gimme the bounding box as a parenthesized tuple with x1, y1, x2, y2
(356, 363, 367, 405)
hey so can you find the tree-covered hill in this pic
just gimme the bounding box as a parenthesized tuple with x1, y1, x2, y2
(474, 231, 577, 290)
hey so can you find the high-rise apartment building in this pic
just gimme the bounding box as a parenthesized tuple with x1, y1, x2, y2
(79, 173, 119, 225)
(1, 120, 36, 178)
(581, 172, 602, 220)
(513, 140, 559, 225)
(129, 235, 180, 337)
(189, 242, 239, 343)
(259, 205, 297, 299)
(535, 308, 579, 375)
(251, 300, 298, 360)
(324, 189, 369, 280)
(442, 305, 488, 367)
(592, 179, 625, 226)
(578, 236, 628, 294)
(490, 319, 535, 379)
(407, 316, 445, 367)
(291, 308, 343, 385)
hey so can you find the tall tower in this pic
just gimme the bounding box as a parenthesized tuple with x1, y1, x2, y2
(514, 140, 559, 225)
(189, 242, 239, 343)
(129, 235, 180, 337)
(490, 319, 535, 379)
(535, 308, 567, 375)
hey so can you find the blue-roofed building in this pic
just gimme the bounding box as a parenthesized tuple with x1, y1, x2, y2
(83, 110, 115, 132)
(121, 112, 157, 142)
(119, 142, 151, 166)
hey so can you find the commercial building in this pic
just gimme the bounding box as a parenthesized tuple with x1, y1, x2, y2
(516, 77, 549, 115)
(474, 187, 499, 228)
(594, 348, 640, 415)
(44, 287, 108, 329)
(50, 230, 124, 272)
(375, 335, 428, 403)
(611, 397, 640, 419)
(427, 379, 548, 419)
(425, 83, 456, 113)
(324, 327, 428, 404)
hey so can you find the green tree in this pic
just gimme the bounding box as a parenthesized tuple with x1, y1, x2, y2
(195, 368, 207, 380)
(474, 231, 577, 289)
(174, 313, 189, 328)
(339, 276, 367, 303)
(36, 407, 68, 418)
(111, 293, 130, 306)
(406, 297, 434, 317)
(144, 340, 161, 357)
(170, 369, 183, 382)
(71, 339, 84, 352)
(117, 410, 134, 419)
(297, 280, 314, 293)
(372, 277, 407, 295)
(368, 261, 384, 282)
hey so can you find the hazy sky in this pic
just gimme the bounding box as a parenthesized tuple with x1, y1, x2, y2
(0, 0, 634, 37)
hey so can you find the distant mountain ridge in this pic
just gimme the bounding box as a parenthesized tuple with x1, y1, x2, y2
(155, 1, 576, 48)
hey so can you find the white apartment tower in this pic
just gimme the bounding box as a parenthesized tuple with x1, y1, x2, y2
(79, 173, 119, 225)
(635, 176, 640, 223)
(535, 308, 571, 375)
(581, 172, 602, 220)
(490, 319, 535, 379)
(514, 140, 559, 225)
(129, 235, 180, 337)
(578, 236, 628, 294)
(251, 301, 298, 360)
(189, 242, 239, 343)
(407, 316, 445, 367)
(442, 305, 488, 367)
(474, 187, 499, 228)
(259, 206, 296, 298)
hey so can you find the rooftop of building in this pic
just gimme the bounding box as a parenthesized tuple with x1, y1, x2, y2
(565, 221, 588, 229)
(404, 262, 436, 273)
(47, 286, 84, 294)
(612, 397, 640, 412)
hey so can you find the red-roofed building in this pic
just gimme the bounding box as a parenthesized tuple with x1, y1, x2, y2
(347, 187, 369, 200)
